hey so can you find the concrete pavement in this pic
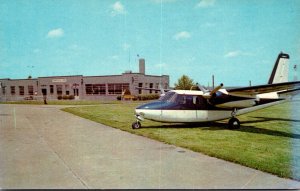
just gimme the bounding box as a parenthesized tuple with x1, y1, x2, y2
(0, 104, 299, 189)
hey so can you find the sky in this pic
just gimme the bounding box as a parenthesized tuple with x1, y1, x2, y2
(1, 0, 300, 87)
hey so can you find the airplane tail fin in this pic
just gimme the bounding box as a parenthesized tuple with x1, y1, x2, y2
(268, 52, 290, 84)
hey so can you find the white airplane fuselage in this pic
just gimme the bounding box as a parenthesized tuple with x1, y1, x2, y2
(135, 89, 286, 123)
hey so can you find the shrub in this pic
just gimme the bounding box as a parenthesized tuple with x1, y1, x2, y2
(68, 95, 75, 100)
(137, 94, 160, 101)
(117, 95, 122, 100)
(62, 95, 69, 100)
(60, 95, 75, 100)
(57, 95, 63, 100)
(123, 89, 131, 95)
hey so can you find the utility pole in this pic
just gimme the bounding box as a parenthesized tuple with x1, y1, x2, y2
(294, 65, 298, 81)
(212, 75, 215, 89)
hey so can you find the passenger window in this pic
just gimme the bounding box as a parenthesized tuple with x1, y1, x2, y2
(175, 95, 186, 104)
(193, 96, 199, 104)
(181, 96, 186, 104)
(186, 96, 193, 105)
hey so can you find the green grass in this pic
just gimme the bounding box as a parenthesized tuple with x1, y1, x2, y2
(62, 101, 299, 180)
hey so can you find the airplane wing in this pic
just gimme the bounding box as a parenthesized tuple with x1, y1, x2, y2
(227, 81, 300, 98)
(135, 87, 173, 92)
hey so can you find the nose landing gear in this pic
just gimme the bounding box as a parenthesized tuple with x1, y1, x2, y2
(228, 108, 240, 129)
(132, 114, 143, 129)
(132, 121, 141, 129)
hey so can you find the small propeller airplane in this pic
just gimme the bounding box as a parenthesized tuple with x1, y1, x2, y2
(132, 52, 300, 129)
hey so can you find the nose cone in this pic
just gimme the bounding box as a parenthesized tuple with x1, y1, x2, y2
(136, 101, 162, 110)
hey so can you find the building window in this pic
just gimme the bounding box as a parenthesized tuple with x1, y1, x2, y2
(19, 86, 24, 96)
(2, 87, 5, 95)
(149, 83, 153, 94)
(164, 83, 168, 89)
(28, 86, 34, 95)
(56, 85, 63, 95)
(85, 84, 93, 95)
(94, 84, 106, 95)
(155, 83, 159, 93)
(10, 86, 15, 95)
(138, 83, 143, 94)
(108, 83, 129, 95)
(85, 84, 106, 95)
(65, 85, 70, 95)
(50, 85, 54, 94)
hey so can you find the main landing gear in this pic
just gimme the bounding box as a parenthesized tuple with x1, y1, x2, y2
(228, 108, 240, 129)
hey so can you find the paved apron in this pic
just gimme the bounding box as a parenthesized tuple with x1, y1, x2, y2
(0, 104, 299, 189)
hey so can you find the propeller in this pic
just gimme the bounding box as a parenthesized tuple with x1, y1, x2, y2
(210, 83, 224, 96)
(198, 83, 224, 99)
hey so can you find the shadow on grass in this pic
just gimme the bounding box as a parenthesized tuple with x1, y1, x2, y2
(235, 125, 300, 139)
(249, 116, 300, 123)
(142, 117, 300, 139)
(144, 121, 227, 129)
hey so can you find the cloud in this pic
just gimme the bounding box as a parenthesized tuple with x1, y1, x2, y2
(122, 43, 131, 51)
(224, 51, 241, 58)
(151, 0, 177, 3)
(201, 22, 216, 28)
(196, 0, 215, 8)
(111, 55, 119, 60)
(173, 31, 191, 40)
(111, 1, 126, 16)
(155, 63, 167, 69)
(33, 49, 40, 54)
(46, 28, 64, 38)
(224, 51, 253, 58)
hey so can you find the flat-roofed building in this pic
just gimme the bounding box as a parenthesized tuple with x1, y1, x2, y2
(0, 59, 169, 101)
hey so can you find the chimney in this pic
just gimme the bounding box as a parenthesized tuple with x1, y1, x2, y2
(139, 58, 145, 74)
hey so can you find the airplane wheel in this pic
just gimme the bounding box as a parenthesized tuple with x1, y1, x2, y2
(228, 117, 240, 129)
(132, 121, 141, 129)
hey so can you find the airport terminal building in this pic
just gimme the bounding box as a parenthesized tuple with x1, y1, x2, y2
(0, 59, 169, 101)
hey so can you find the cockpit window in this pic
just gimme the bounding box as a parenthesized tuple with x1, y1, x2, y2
(159, 92, 176, 102)
(175, 94, 194, 105)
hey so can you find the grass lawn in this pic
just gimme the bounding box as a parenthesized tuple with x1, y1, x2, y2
(62, 101, 300, 180)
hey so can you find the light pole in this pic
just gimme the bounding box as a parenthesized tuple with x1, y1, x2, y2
(27, 65, 34, 78)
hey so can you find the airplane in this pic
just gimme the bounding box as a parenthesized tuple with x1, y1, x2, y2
(132, 52, 300, 129)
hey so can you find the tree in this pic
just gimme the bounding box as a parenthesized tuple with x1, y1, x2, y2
(174, 75, 196, 90)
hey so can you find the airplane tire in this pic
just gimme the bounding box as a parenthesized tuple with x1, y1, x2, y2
(228, 117, 240, 129)
(132, 121, 141, 129)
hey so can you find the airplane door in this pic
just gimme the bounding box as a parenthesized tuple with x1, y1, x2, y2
(195, 95, 208, 121)
(162, 94, 197, 122)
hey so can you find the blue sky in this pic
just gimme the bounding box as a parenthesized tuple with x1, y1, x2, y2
(1, 0, 300, 87)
